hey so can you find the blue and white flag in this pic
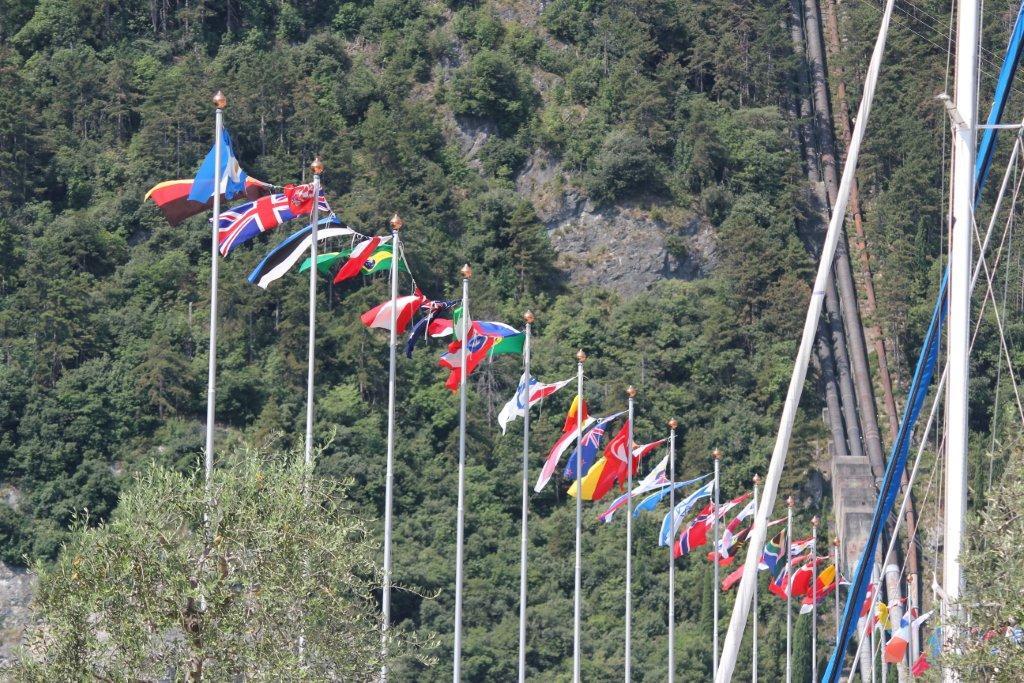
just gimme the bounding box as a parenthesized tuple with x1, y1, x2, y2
(497, 373, 573, 434)
(659, 479, 715, 546)
(189, 128, 249, 202)
(633, 476, 709, 517)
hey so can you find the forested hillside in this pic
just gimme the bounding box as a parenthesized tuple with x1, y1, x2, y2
(1, 0, 1015, 678)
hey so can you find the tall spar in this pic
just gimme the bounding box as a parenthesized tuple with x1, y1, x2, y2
(453, 264, 472, 682)
(944, 0, 979, 670)
(517, 310, 534, 683)
(833, 537, 841, 634)
(572, 349, 586, 683)
(304, 156, 323, 469)
(811, 515, 820, 682)
(667, 418, 679, 683)
(380, 213, 404, 682)
(624, 385, 637, 681)
(712, 448, 722, 678)
(205, 90, 226, 485)
(786, 495, 794, 683)
(752, 474, 761, 683)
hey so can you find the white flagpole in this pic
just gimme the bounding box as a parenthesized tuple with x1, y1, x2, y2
(453, 264, 472, 683)
(205, 90, 226, 485)
(668, 418, 679, 683)
(517, 310, 534, 683)
(381, 213, 404, 682)
(572, 348, 586, 683)
(752, 474, 760, 683)
(812, 515, 820, 683)
(786, 495, 794, 683)
(834, 536, 841, 637)
(712, 448, 722, 678)
(625, 385, 636, 682)
(304, 157, 323, 468)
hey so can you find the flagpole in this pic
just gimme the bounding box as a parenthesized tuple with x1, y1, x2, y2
(204, 90, 226, 486)
(712, 448, 722, 679)
(572, 348, 586, 683)
(517, 310, 534, 683)
(624, 385, 636, 681)
(667, 418, 678, 683)
(453, 264, 472, 683)
(786, 495, 794, 683)
(304, 156, 323, 469)
(907, 573, 918, 665)
(381, 213, 404, 682)
(812, 515, 820, 683)
(834, 536, 841, 639)
(752, 474, 760, 683)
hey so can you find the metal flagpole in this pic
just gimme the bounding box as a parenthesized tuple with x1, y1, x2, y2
(752, 474, 761, 683)
(812, 515, 820, 683)
(304, 156, 323, 469)
(667, 419, 678, 683)
(517, 310, 534, 683)
(380, 213, 404, 682)
(834, 537, 841, 637)
(453, 264, 472, 683)
(625, 385, 636, 682)
(944, 0, 978, 672)
(786, 495, 794, 683)
(572, 349, 586, 683)
(205, 90, 226, 486)
(712, 448, 722, 679)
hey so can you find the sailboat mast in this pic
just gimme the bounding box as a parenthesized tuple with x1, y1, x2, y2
(944, 0, 979, 674)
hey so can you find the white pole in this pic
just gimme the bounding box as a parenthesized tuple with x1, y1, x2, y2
(518, 311, 534, 683)
(834, 537, 841, 637)
(205, 91, 225, 486)
(752, 475, 761, 683)
(573, 349, 586, 683)
(304, 158, 323, 469)
(453, 264, 472, 683)
(812, 515, 820, 683)
(668, 419, 679, 683)
(944, 0, 978, 674)
(786, 496, 794, 683)
(713, 448, 722, 679)
(381, 213, 404, 682)
(625, 385, 636, 682)
(715, 0, 896, 674)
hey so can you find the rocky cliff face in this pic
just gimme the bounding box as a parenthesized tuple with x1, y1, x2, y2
(0, 562, 34, 664)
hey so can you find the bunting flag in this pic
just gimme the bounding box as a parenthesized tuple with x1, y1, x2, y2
(218, 185, 330, 256)
(884, 609, 919, 664)
(910, 652, 930, 676)
(145, 176, 272, 227)
(333, 236, 385, 283)
(360, 290, 426, 335)
(498, 374, 573, 434)
(188, 128, 250, 202)
(866, 600, 892, 633)
(247, 218, 353, 289)
(564, 412, 626, 481)
(535, 398, 596, 493)
(799, 564, 838, 613)
(596, 455, 680, 523)
(659, 479, 715, 546)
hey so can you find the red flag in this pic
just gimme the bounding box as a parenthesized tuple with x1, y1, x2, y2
(910, 653, 930, 676)
(334, 236, 384, 284)
(585, 421, 631, 501)
(144, 177, 272, 226)
(562, 395, 589, 432)
(722, 564, 746, 591)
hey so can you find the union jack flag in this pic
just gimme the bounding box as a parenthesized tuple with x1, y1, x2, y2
(563, 412, 625, 480)
(217, 191, 330, 256)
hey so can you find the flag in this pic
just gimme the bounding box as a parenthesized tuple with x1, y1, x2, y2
(708, 525, 751, 566)
(218, 185, 330, 256)
(333, 236, 384, 283)
(768, 553, 810, 599)
(498, 374, 573, 434)
(144, 176, 272, 226)
(361, 290, 426, 335)
(723, 564, 747, 591)
(568, 421, 627, 500)
(787, 557, 827, 599)
(799, 564, 837, 613)
(188, 128, 250, 202)
(760, 530, 787, 574)
(675, 503, 713, 556)
(866, 601, 892, 633)
(712, 498, 756, 559)
(910, 652, 930, 676)
(659, 479, 715, 546)
(439, 321, 524, 391)
(562, 395, 588, 432)
(632, 480, 692, 515)
(788, 536, 816, 557)
(597, 456, 684, 523)
(535, 409, 597, 492)
(299, 251, 346, 275)
(564, 412, 626, 481)
(884, 611, 913, 664)
(403, 300, 457, 358)
(247, 218, 353, 289)
(361, 243, 407, 275)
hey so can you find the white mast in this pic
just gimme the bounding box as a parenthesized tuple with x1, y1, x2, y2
(517, 310, 534, 683)
(304, 157, 323, 468)
(205, 90, 226, 485)
(625, 385, 637, 682)
(944, 0, 978, 672)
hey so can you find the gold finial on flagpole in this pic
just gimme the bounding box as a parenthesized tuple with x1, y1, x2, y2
(712, 448, 722, 460)
(627, 385, 637, 398)
(310, 156, 324, 175)
(576, 349, 586, 363)
(461, 264, 473, 279)
(390, 213, 404, 231)
(213, 91, 227, 109)
(523, 310, 534, 324)
(812, 515, 820, 528)
(668, 418, 678, 429)
(753, 473, 761, 485)
(787, 495, 795, 508)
